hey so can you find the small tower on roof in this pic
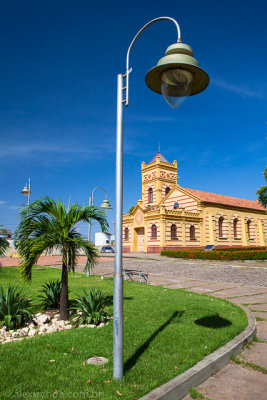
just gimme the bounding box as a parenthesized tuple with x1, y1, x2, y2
(141, 152, 178, 206)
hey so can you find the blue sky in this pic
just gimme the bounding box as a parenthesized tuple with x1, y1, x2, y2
(0, 0, 266, 239)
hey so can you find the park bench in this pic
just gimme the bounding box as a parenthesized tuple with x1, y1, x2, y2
(123, 268, 148, 284)
(100, 268, 149, 284)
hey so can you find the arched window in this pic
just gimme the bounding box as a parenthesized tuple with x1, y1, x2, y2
(173, 202, 179, 209)
(124, 227, 129, 241)
(219, 217, 224, 238)
(151, 224, 157, 238)
(190, 225, 196, 240)
(233, 218, 238, 238)
(247, 220, 251, 239)
(171, 224, 177, 239)
(165, 187, 170, 196)
(148, 188, 153, 203)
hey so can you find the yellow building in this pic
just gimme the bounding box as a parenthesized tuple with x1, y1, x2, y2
(122, 153, 267, 253)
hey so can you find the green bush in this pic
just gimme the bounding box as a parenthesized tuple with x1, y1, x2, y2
(70, 288, 111, 326)
(213, 246, 266, 252)
(0, 285, 32, 330)
(38, 279, 62, 310)
(161, 249, 267, 261)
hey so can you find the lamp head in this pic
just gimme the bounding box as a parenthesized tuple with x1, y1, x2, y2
(100, 199, 112, 211)
(145, 42, 209, 108)
(21, 186, 30, 196)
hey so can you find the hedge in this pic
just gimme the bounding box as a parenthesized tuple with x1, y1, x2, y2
(213, 246, 266, 252)
(161, 249, 267, 261)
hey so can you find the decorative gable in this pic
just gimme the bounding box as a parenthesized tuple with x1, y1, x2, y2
(161, 186, 199, 212)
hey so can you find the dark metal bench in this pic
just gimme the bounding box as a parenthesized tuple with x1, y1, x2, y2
(123, 268, 148, 284)
(100, 269, 149, 284)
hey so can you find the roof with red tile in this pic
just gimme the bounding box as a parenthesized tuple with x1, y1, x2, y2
(182, 187, 266, 211)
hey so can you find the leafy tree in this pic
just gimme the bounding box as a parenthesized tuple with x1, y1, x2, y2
(128, 205, 135, 214)
(256, 167, 267, 207)
(14, 196, 108, 320)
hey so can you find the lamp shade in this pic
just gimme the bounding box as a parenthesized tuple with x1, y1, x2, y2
(21, 186, 29, 196)
(145, 42, 209, 107)
(100, 199, 112, 210)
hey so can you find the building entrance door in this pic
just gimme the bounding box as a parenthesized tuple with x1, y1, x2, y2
(137, 228, 145, 252)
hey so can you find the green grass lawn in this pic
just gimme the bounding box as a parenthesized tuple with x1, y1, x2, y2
(0, 266, 248, 400)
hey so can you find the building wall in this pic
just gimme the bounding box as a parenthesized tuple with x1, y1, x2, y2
(203, 206, 267, 247)
(95, 232, 112, 246)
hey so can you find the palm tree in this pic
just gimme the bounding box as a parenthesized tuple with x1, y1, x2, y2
(0, 225, 9, 257)
(14, 196, 108, 320)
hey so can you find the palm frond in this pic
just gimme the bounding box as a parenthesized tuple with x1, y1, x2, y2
(14, 196, 108, 282)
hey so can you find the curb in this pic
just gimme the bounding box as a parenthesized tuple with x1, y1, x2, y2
(139, 305, 256, 400)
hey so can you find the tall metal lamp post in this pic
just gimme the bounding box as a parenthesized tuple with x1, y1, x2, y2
(21, 178, 31, 206)
(87, 186, 112, 277)
(114, 16, 209, 380)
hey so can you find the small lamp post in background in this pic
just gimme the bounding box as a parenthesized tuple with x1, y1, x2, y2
(87, 186, 112, 277)
(114, 16, 209, 380)
(21, 178, 31, 206)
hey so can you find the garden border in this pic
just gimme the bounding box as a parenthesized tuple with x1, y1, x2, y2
(139, 305, 256, 400)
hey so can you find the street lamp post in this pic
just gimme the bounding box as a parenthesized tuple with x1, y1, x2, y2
(114, 16, 209, 380)
(21, 178, 31, 206)
(87, 186, 112, 277)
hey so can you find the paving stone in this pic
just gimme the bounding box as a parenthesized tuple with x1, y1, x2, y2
(165, 281, 212, 289)
(252, 311, 267, 319)
(230, 294, 267, 305)
(256, 321, 267, 341)
(205, 286, 267, 299)
(249, 304, 267, 311)
(239, 342, 267, 369)
(187, 283, 236, 294)
(197, 363, 267, 400)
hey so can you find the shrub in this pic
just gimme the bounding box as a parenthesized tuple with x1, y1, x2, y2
(38, 279, 62, 310)
(161, 249, 267, 261)
(70, 288, 111, 326)
(0, 285, 32, 330)
(213, 246, 266, 252)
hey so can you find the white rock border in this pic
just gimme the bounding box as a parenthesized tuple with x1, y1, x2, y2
(0, 312, 109, 344)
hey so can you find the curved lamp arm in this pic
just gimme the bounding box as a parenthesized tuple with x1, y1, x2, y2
(125, 16, 181, 106)
(91, 186, 108, 202)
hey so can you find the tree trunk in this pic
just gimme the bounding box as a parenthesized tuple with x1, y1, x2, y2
(60, 260, 69, 320)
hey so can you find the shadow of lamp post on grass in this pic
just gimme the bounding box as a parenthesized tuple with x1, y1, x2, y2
(114, 16, 209, 380)
(124, 310, 184, 373)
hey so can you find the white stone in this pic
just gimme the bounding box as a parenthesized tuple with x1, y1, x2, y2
(39, 325, 47, 333)
(87, 324, 96, 328)
(46, 326, 57, 334)
(33, 314, 51, 325)
(86, 356, 108, 365)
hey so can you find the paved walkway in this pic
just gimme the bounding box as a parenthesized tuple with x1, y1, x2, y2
(2, 254, 267, 399)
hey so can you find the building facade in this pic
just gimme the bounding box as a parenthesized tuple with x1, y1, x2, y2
(122, 153, 267, 253)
